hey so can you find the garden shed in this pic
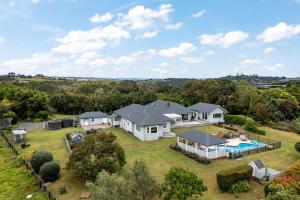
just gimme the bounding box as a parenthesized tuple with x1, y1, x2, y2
(249, 160, 281, 181)
(12, 129, 27, 143)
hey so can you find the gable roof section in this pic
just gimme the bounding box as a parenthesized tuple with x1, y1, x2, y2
(113, 103, 173, 126)
(177, 130, 227, 146)
(253, 160, 266, 169)
(79, 111, 107, 119)
(188, 102, 228, 113)
(146, 100, 191, 115)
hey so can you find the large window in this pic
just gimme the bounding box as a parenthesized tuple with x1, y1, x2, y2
(150, 126, 157, 133)
(213, 113, 222, 118)
(202, 113, 208, 120)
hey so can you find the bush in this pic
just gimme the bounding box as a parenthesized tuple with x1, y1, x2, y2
(59, 185, 67, 194)
(295, 142, 300, 153)
(35, 111, 49, 120)
(30, 151, 53, 173)
(39, 162, 60, 182)
(216, 164, 253, 191)
(244, 121, 266, 135)
(229, 180, 251, 194)
(224, 115, 254, 125)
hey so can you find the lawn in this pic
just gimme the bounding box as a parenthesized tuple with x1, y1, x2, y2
(0, 137, 48, 200)
(10, 125, 300, 200)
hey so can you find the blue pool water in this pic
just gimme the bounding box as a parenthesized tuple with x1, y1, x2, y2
(219, 140, 268, 153)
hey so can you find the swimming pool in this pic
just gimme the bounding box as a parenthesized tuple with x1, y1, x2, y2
(219, 140, 268, 153)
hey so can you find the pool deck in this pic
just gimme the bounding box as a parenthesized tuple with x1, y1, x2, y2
(225, 138, 252, 147)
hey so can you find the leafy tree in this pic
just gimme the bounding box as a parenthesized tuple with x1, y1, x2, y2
(160, 167, 207, 200)
(39, 162, 61, 182)
(295, 142, 300, 153)
(88, 171, 135, 200)
(67, 132, 125, 181)
(126, 159, 159, 200)
(30, 151, 53, 173)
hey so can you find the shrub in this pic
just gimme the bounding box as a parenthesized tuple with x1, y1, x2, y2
(229, 180, 251, 194)
(295, 142, 300, 153)
(216, 164, 253, 191)
(40, 162, 60, 182)
(224, 115, 254, 125)
(35, 111, 49, 120)
(30, 151, 53, 173)
(244, 121, 266, 135)
(59, 185, 67, 194)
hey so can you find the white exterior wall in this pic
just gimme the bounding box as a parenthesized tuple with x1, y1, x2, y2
(80, 117, 108, 126)
(193, 107, 225, 123)
(120, 118, 171, 141)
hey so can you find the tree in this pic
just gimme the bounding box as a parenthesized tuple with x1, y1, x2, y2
(67, 132, 125, 181)
(30, 151, 53, 173)
(39, 162, 61, 182)
(88, 159, 159, 200)
(87, 171, 135, 200)
(295, 142, 300, 153)
(160, 167, 207, 200)
(126, 160, 159, 200)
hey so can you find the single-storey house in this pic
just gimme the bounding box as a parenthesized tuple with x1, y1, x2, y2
(79, 111, 110, 130)
(188, 102, 228, 123)
(249, 160, 281, 181)
(112, 100, 193, 141)
(176, 130, 228, 160)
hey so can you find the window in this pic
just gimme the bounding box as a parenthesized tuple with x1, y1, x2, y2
(136, 126, 141, 131)
(188, 141, 194, 146)
(92, 117, 94, 122)
(213, 113, 222, 118)
(151, 126, 157, 133)
(163, 123, 168, 128)
(202, 113, 208, 120)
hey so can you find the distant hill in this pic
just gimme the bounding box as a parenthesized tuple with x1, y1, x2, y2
(221, 74, 287, 84)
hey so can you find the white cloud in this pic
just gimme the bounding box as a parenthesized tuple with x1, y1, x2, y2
(257, 22, 300, 43)
(31, 0, 39, 4)
(116, 4, 173, 30)
(240, 59, 263, 66)
(159, 42, 197, 57)
(165, 22, 182, 30)
(90, 12, 113, 23)
(9, 1, 16, 7)
(160, 62, 167, 67)
(262, 63, 284, 71)
(199, 31, 249, 47)
(263, 47, 275, 54)
(52, 25, 130, 54)
(204, 50, 215, 56)
(0, 37, 6, 44)
(180, 57, 203, 64)
(140, 30, 159, 38)
(113, 56, 136, 65)
(192, 10, 206, 18)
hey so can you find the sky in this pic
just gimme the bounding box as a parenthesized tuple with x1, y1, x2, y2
(0, 0, 300, 78)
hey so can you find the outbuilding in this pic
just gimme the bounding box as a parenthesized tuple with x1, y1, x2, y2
(249, 160, 281, 181)
(12, 129, 27, 143)
(79, 111, 110, 130)
(177, 130, 227, 160)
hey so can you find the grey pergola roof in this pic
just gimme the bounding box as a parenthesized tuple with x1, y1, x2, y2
(177, 130, 227, 147)
(188, 102, 228, 113)
(79, 111, 107, 119)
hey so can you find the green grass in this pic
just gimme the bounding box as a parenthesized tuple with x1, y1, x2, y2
(49, 114, 76, 120)
(0, 138, 48, 200)
(9, 125, 300, 200)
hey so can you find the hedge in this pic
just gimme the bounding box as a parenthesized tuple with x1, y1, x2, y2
(216, 164, 253, 191)
(224, 115, 255, 125)
(40, 162, 61, 182)
(244, 121, 266, 135)
(30, 151, 53, 173)
(295, 142, 300, 153)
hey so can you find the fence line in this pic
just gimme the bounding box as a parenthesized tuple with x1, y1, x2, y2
(0, 131, 57, 200)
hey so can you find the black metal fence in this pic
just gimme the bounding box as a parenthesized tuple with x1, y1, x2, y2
(228, 133, 281, 159)
(0, 131, 57, 200)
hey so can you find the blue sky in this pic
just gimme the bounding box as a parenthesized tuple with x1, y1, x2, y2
(0, 0, 300, 78)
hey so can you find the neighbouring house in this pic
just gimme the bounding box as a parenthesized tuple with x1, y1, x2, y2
(112, 100, 194, 141)
(12, 129, 27, 143)
(176, 130, 227, 160)
(249, 160, 281, 181)
(79, 111, 110, 130)
(188, 102, 228, 123)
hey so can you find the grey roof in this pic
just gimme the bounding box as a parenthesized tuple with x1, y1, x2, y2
(79, 111, 107, 119)
(188, 102, 228, 113)
(113, 100, 190, 126)
(177, 130, 227, 146)
(113, 102, 174, 126)
(253, 160, 265, 169)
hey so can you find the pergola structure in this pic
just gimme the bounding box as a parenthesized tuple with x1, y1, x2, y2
(164, 113, 182, 125)
(177, 130, 227, 160)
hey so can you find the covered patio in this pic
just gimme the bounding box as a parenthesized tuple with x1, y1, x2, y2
(177, 130, 227, 160)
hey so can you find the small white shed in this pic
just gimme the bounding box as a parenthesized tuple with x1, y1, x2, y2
(249, 160, 281, 181)
(12, 129, 27, 143)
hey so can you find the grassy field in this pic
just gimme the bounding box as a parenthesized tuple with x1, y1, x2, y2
(7, 125, 300, 200)
(0, 138, 48, 200)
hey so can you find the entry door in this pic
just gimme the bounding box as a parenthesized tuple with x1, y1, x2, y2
(202, 113, 208, 120)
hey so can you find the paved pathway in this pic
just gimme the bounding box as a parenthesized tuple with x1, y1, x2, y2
(16, 122, 43, 131)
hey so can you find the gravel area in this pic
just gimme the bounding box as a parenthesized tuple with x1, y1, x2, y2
(15, 122, 43, 131)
